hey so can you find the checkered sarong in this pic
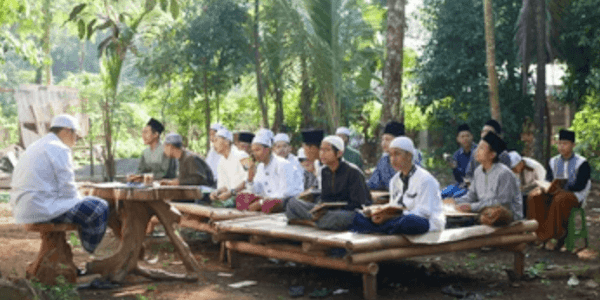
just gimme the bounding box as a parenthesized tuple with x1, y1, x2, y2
(51, 196, 109, 253)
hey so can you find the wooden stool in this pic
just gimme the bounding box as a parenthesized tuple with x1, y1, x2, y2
(24, 223, 79, 285)
(565, 207, 589, 252)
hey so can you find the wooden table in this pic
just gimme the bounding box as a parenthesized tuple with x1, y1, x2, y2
(80, 183, 204, 283)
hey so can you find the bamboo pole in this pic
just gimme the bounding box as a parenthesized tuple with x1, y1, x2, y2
(225, 241, 378, 275)
(349, 233, 537, 264)
(347, 220, 539, 253)
(179, 216, 217, 234)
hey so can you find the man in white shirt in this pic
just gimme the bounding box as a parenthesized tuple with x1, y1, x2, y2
(241, 130, 303, 213)
(273, 133, 304, 189)
(351, 137, 445, 234)
(10, 115, 109, 254)
(205, 123, 224, 182)
(209, 128, 250, 204)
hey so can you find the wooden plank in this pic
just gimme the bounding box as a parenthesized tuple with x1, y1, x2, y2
(349, 233, 538, 264)
(225, 241, 378, 275)
(363, 273, 378, 300)
(24, 223, 78, 232)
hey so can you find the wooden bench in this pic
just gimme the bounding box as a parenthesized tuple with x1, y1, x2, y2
(24, 223, 79, 285)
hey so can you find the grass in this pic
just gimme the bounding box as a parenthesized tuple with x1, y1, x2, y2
(0, 191, 9, 203)
(31, 275, 80, 300)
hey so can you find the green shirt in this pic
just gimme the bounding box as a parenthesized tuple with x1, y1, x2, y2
(137, 142, 177, 179)
(343, 146, 363, 170)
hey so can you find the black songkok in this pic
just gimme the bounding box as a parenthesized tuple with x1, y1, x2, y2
(383, 121, 405, 137)
(482, 132, 506, 155)
(484, 119, 502, 134)
(238, 131, 255, 144)
(457, 123, 471, 134)
(559, 129, 575, 143)
(301, 129, 325, 146)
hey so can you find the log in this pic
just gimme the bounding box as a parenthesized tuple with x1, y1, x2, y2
(26, 231, 77, 285)
(363, 273, 377, 300)
(148, 201, 200, 274)
(178, 214, 216, 234)
(86, 201, 152, 282)
(349, 233, 537, 264)
(225, 241, 378, 275)
(266, 243, 327, 257)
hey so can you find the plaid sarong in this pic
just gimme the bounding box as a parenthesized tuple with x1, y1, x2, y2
(51, 196, 109, 254)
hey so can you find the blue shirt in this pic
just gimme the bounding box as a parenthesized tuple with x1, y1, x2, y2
(367, 154, 397, 191)
(452, 143, 477, 183)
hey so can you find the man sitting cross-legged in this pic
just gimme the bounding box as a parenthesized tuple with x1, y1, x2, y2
(351, 137, 446, 234)
(285, 136, 372, 231)
(448, 132, 523, 225)
(441, 124, 477, 199)
(237, 130, 303, 213)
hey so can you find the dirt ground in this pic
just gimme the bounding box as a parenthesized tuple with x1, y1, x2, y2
(1, 178, 600, 299)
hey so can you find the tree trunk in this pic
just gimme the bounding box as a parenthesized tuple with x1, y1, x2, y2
(42, 0, 52, 85)
(103, 97, 115, 181)
(79, 41, 85, 73)
(484, 0, 502, 124)
(383, 0, 405, 124)
(273, 80, 284, 132)
(533, 0, 546, 162)
(203, 70, 211, 153)
(254, 0, 269, 128)
(299, 54, 314, 129)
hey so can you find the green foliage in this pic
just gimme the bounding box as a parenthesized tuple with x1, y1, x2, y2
(0, 191, 9, 203)
(31, 276, 80, 300)
(68, 232, 81, 247)
(416, 0, 532, 155)
(571, 93, 600, 180)
(558, 0, 600, 108)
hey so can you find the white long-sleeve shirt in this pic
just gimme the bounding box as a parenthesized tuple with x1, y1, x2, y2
(248, 154, 303, 199)
(206, 145, 221, 181)
(10, 133, 85, 224)
(216, 145, 249, 190)
(286, 153, 305, 190)
(389, 165, 446, 231)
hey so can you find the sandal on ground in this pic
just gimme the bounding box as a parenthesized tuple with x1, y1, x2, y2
(309, 288, 330, 298)
(77, 278, 120, 290)
(441, 284, 467, 298)
(289, 286, 305, 298)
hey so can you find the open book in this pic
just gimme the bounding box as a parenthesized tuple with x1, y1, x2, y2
(535, 178, 568, 192)
(309, 202, 348, 214)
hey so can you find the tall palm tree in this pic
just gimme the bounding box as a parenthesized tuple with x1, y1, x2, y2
(484, 0, 501, 124)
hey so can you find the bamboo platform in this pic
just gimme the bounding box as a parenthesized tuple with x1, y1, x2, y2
(215, 214, 538, 300)
(171, 203, 261, 235)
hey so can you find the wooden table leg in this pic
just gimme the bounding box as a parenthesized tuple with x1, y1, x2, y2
(362, 273, 377, 300)
(227, 249, 238, 269)
(149, 201, 200, 276)
(86, 201, 152, 282)
(219, 242, 227, 264)
(514, 250, 525, 278)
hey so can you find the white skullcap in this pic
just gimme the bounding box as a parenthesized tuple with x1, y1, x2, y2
(210, 123, 224, 131)
(273, 133, 290, 144)
(390, 137, 416, 162)
(252, 130, 272, 147)
(335, 127, 351, 136)
(51, 114, 80, 132)
(297, 148, 307, 159)
(256, 128, 274, 140)
(164, 132, 183, 145)
(508, 151, 522, 168)
(322, 135, 344, 152)
(216, 128, 233, 142)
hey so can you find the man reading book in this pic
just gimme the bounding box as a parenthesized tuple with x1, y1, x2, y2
(284, 135, 372, 230)
(527, 129, 591, 248)
(350, 137, 445, 234)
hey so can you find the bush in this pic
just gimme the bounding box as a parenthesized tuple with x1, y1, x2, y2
(571, 93, 600, 180)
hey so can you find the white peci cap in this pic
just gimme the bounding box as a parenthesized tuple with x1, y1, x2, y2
(216, 128, 233, 142)
(322, 135, 344, 152)
(50, 114, 80, 133)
